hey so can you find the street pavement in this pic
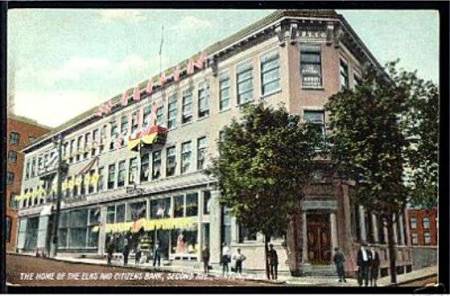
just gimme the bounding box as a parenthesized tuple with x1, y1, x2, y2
(7, 253, 437, 287)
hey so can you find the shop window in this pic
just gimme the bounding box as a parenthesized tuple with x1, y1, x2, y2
(106, 206, 115, 223)
(140, 152, 150, 182)
(167, 95, 177, 129)
(152, 150, 161, 179)
(182, 90, 193, 124)
(174, 195, 184, 218)
(181, 141, 192, 174)
(236, 61, 253, 105)
(300, 44, 322, 88)
(87, 208, 100, 248)
(128, 157, 138, 185)
(186, 193, 198, 217)
(197, 137, 207, 170)
(198, 84, 209, 118)
(171, 229, 198, 255)
(340, 59, 349, 89)
(219, 72, 230, 111)
(150, 198, 171, 219)
(127, 201, 147, 222)
(261, 50, 280, 96)
(166, 146, 176, 177)
(203, 191, 211, 215)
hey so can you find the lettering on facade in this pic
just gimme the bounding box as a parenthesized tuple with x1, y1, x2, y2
(126, 186, 145, 195)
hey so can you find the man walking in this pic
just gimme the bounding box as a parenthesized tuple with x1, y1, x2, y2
(357, 242, 371, 287)
(106, 235, 115, 265)
(267, 244, 279, 280)
(221, 243, 231, 276)
(153, 241, 161, 267)
(369, 247, 380, 287)
(333, 247, 346, 283)
(202, 246, 210, 274)
(232, 248, 246, 275)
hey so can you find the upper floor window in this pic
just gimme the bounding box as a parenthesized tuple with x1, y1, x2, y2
(198, 84, 210, 118)
(10, 193, 18, 210)
(28, 136, 36, 143)
(166, 146, 177, 177)
(304, 110, 325, 137)
(8, 150, 17, 163)
(111, 121, 118, 139)
(340, 59, 349, 89)
(261, 51, 281, 96)
(25, 161, 30, 179)
(410, 217, 417, 229)
(140, 152, 150, 182)
(167, 95, 177, 129)
(186, 193, 198, 217)
(354, 73, 362, 87)
(236, 61, 253, 105)
(197, 137, 207, 170)
(424, 232, 431, 244)
(9, 132, 20, 145)
(181, 141, 192, 174)
(92, 129, 99, 144)
(300, 44, 322, 88)
(7, 171, 14, 185)
(31, 157, 36, 177)
(120, 115, 128, 136)
(70, 139, 76, 156)
(131, 111, 139, 134)
(143, 105, 152, 127)
(423, 217, 430, 229)
(97, 167, 104, 192)
(107, 164, 116, 189)
(6, 216, 11, 242)
(152, 150, 162, 179)
(219, 72, 231, 111)
(156, 106, 165, 127)
(411, 233, 418, 245)
(182, 90, 193, 124)
(117, 160, 126, 187)
(128, 157, 138, 185)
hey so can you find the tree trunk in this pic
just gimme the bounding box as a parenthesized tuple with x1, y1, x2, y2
(386, 215, 397, 284)
(264, 234, 270, 280)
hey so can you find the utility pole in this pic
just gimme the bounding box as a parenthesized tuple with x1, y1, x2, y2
(49, 134, 64, 258)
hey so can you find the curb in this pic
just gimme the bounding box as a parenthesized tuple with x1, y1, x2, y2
(387, 272, 437, 287)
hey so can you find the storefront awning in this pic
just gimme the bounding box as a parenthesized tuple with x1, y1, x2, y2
(105, 217, 197, 234)
(128, 125, 167, 152)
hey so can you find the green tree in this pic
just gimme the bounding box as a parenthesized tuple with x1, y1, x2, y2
(206, 103, 323, 279)
(325, 61, 439, 284)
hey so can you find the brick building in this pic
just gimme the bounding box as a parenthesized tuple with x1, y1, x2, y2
(15, 10, 413, 277)
(6, 114, 50, 252)
(406, 208, 438, 246)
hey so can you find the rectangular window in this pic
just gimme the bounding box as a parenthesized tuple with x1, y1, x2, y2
(116, 204, 125, 223)
(110, 121, 118, 139)
(423, 217, 430, 229)
(182, 90, 193, 124)
(411, 233, 418, 245)
(6, 217, 11, 242)
(219, 72, 231, 111)
(106, 206, 115, 223)
(131, 111, 138, 134)
(354, 73, 362, 86)
(203, 191, 211, 215)
(156, 106, 164, 127)
(198, 84, 209, 118)
(150, 197, 171, 219)
(85, 132, 91, 149)
(25, 161, 30, 179)
(424, 232, 431, 244)
(236, 62, 253, 104)
(186, 193, 198, 217)
(127, 200, 147, 222)
(7, 171, 14, 185)
(128, 157, 138, 185)
(181, 141, 192, 174)
(92, 129, 99, 144)
(152, 150, 161, 179)
(97, 167, 104, 192)
(31, 157, 36, 177)
(117, 160, 126, 187)
(197, 137, 207, 170)
(166, 146, 176, 177)
(304, 110, 325, 138)
(167, 95, 177, 129)
(10, 193, 18, 210)
(120, 115, 128, 136)
(70, 139, 76, 158)
(340, 59, 349, 89)
(8, 150, 17, 163)
(143, 105, 152, 127)
(261, 51, 280, 96)
(174, 195, 184, 218)
(140, 152, 150, 182)
(107, 164, 116, 189)
(9, 132, 20, 145)
(300, 44, 322, 88)
(410, 217, 417, 229)
(88, 169, 95, 194)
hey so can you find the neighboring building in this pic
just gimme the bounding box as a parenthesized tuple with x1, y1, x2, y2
(6, 114, 51, 252)
(407, 208, 438, 246)
(15, 10, 412, 277)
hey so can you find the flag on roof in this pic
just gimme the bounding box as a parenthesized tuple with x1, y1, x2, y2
(146, 79, 153, 95)
(133, 86, 141, 102)
(121, 90, 129, 106)
(173, 66, 180, 82)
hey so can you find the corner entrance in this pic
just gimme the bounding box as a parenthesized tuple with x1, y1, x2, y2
(306, 213, 331, 264)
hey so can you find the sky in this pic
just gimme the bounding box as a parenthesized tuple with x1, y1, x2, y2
(7, 9, 439, 128)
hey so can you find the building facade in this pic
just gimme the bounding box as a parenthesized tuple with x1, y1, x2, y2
(406, 208, 438, 246)
(16, 10, 412, 276)
(6, 114, 50, 252)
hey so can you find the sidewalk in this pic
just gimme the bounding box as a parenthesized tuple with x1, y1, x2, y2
(53, 255, 437, 286)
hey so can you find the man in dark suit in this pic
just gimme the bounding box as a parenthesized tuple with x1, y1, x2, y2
(356, 242, 371, 287)
(267, 244, 279, 280)
(369, 247, 380, 287)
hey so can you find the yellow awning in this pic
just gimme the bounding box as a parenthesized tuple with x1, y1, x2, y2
(128, 138, 141, 151)
(105, 217, 197, 234)
(141, 133, 157, 145)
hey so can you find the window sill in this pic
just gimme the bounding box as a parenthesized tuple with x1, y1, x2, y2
(197, 115, 209, 122)
(235, 100, 254, 109)
(260, 88, 282, 99)
(219, 107, 231, 114)
(302, 86, 324, 91)
(181, 121, 193, 128)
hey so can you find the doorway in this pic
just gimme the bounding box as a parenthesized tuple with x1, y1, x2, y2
(306, 213, 331, 264)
